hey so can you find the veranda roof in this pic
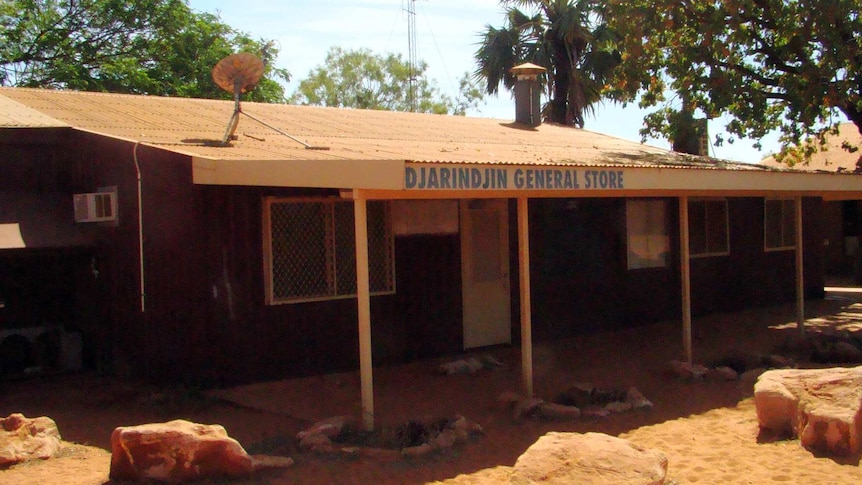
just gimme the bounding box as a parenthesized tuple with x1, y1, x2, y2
(2, 87, 862, 198)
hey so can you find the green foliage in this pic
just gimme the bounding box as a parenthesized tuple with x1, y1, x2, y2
(604, 0, 862, 156)
(0, 0, 289, 102)
(474, 0, 620, 127)
(772, 124, 848, 167)
(452, 72, 487, 116)
(289, 46, 479, 115)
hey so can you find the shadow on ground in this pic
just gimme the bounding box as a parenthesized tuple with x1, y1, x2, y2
(2, 288, 862, 484)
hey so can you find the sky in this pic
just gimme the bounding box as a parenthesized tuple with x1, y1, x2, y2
(188, 0, 782, 163)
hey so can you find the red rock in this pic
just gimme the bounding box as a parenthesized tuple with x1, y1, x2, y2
(296, 415, 355, 440)
(668, 360, 708, 379)
(605, 401, 633, 413)
(513, 397, 545, 420)
(401, 443, 433, 457)
(429, 429, 455, 449)
(109, 420, 254, 483)
(581, 407, 611, 418)
(450, 415, 483, 435)
(754, 366, 862, 456)
(626, 387, 654, 409)
(0, 414, 62, 467)
(298, 432, 333, 451)
(707, 366, 739, 381)
(538, 403, 582, 420)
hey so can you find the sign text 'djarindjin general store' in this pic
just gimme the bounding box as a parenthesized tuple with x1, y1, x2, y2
(404, 165, 625, 191)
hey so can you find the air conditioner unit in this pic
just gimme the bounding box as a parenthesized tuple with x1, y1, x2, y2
(73, 191, 117, 223)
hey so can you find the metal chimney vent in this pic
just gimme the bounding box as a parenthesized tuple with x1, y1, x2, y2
(510, 63, 546, 127)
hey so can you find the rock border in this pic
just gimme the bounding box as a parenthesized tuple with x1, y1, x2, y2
(498, 385, 653, 421)
(296, 414, 484, 460)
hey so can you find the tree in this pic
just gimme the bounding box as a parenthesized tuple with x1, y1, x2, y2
(474, 0, 620, 127)
(604, 0, 862, 159)
(289, 46, 479, 115)
(0, 0, 289, 102)
(452, 72, 487, 116)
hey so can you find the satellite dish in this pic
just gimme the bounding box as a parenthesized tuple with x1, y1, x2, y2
(211, 53, 265, 145)
(210, 52, 330, 150)
(212, 52, 265, 94)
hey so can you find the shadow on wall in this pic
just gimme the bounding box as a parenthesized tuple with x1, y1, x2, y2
(0, 326, 82, 378)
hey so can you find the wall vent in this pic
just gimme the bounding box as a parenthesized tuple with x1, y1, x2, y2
(74, 191, 117, 223)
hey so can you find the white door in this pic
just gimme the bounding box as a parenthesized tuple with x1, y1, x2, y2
(461, 199, 511, 348)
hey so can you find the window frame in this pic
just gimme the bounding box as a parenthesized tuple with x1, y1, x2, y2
(688, 198, 730, 258)
(625, 198, 671, 270)
(764, 198, 797, 252)
(263, 197, 395, 305)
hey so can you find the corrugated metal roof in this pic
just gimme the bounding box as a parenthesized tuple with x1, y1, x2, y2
(0, 92, 69, 127)
(762, 123, 861, 173)
(0, 87, 779, 172)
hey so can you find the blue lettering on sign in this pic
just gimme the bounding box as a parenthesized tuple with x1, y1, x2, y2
(471, 169, 481, 187)
(458, 168, 470, 188)
(406, 167, 623, 190)
(405, 166, 418, 188)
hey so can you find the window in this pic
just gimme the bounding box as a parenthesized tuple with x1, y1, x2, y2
(688, 198, 729, 257)
(626, 199, 670, 269)
(764, 198, 796, 251)
(263, 198, 395, 304)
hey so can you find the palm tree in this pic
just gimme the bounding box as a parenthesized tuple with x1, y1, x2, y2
(475, 0, 619, 127)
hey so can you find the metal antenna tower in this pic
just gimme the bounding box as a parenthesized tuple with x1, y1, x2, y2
(406, 0, 418, 112)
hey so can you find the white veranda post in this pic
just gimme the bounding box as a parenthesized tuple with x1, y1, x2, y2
(795, 196, 805, 338)
(679, 196, 692, 364)
(518, 197, 533, 397)
(353, 192, 374, 431)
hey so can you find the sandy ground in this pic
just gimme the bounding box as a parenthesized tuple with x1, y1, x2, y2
(2, 289, 862, 484)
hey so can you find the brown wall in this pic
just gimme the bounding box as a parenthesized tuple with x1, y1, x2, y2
(1, 127, 830, 385)
(527, 198, 680, 341)
(0, 128, 78, 332)
(689, 197, 824, 315)
(0, 128, 69, 193)
(171, 188, 466, 385)
(57, 133, 204, 379)
(9, 129, 467, 385)
(526, 197, 824, 342)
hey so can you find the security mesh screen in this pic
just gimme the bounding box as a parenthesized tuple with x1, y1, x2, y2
(334, 202, 358, 294)
(268, 199, 394, 303)
(270, 202, 332, 300)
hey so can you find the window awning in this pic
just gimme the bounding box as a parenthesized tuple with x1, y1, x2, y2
(0, 193, 92, 250)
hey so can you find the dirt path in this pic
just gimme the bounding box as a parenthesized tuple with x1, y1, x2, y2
(2, 293, 862, 484)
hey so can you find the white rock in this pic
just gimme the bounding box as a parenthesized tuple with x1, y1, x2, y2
(510, 432, 668, 485)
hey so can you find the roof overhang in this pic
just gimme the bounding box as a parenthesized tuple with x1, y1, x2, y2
(191, 156, 405, 189)
(191, 157, 862, 201)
